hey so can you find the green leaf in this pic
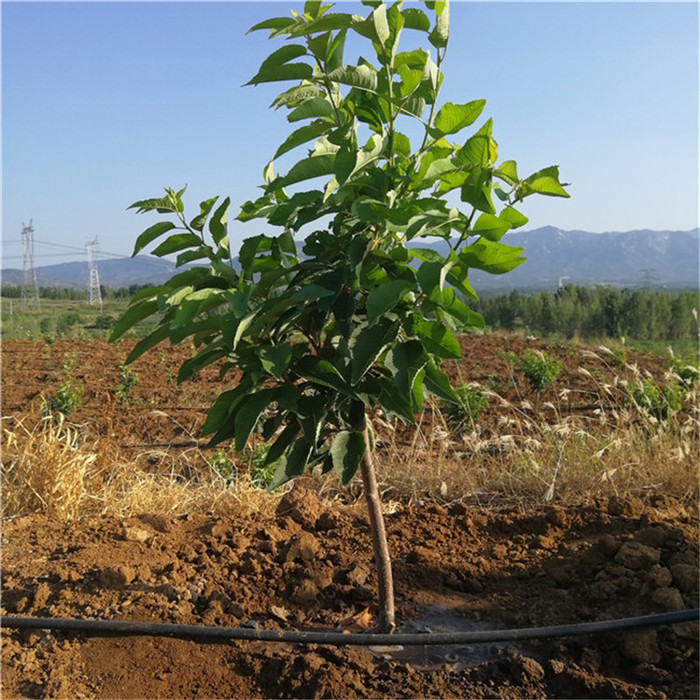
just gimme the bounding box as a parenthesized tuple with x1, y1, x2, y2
(428, 0, 449, 48)
(209, 196, 231, 246)
(124, 325, 171, 364)
(327, 64, 378, 92)
(246, 44, 312, 86)
(234, 389, 274, 451)
(416, 320, 461, 359)
(432, 100, 486, 136)
(499, 206, 528, 229)
(521, 165, 570, 198)
(495, 160, 519, 185)
(350, 317, 399, 385)
(273, 121, 332, 159)
(423, 360, 459, 403)
(294, 356, 355, 398)
(189, 196, 219, 233)
(109, 299, 158, 341)
(151, 233, 202, 257)
(287, 97, 335, 123)
(132, 221, 177, 256)
(248, 17, 296, 34)
(331, 430, 366, 485)
(269, 438, 312, 490)
(267, 154, 336, 191)
(259, 343, 292, 380)
(441, 288, 485, 330)
(366, 279, 414, 323)
(386, 340, 428, 409)
(472, 212, 512, 242)
(417, 260, 450, 304)
(401, 7, 430, 31)
(459, 239, 526, 275)
(372, 3, 390, 47)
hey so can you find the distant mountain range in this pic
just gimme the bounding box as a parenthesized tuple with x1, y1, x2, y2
(2, 227, 698, 292)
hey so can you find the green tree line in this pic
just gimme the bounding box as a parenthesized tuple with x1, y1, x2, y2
(470, 285, 699, 343)
(1, 284, 149, 301)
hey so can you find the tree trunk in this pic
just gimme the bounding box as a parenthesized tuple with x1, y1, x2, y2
(357, 419, 396, 634)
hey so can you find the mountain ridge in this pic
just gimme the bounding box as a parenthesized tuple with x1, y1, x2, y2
(2, 227, 697, 292)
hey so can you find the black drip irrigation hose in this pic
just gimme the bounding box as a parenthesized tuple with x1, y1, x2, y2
(2, 609, 697, 647)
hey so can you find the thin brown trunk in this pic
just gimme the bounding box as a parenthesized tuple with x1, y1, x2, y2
(358, 422, 396, 634)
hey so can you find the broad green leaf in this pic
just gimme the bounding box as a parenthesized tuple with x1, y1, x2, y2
(234, 389, 274, 451)
(401, 7, 430, 31)
(287, 97, 335, 123)
(372, 3, 390, 47)
(428, 0, 449, 48)
(274, 121, 332, 159)
(366, 279, 415, 322)
(522, 166, 570, 198)
(151, 233, 202, 257)
(246, 44, 311, 86)
(441, 288, 485, 330)
(459, 239, 526, 275)
(495, 160, 519, 185)
(109, 299, 158, 341)
(124, 324, 171, 365)
(267, 154, 336, 191)
(265, 421, 301, 465)
(294, 356, 355, 397)
(331, 430, 366, 485)
(472, 212, 512, 241)
(327, 64, 378, 92)
(417, 260, 449, 304)
(189, 196, 219, 233)
(132, 221, 177, 256)
(386, 340, 428, 409)
(248, 17, 296, 34)
(433, 100, 486, 136)
(423, 360, 459, 403)
(201, 385, 249, 437)
(499, 205, 528, 229)
(350, 317, 399, 385)
(259, 343, 292, 380)
(268, 438, 312, 490)
(416, 319, 461, 359)
(209, 196, 231, 246)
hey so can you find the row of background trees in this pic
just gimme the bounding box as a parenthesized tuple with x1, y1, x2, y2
(469, 285, 699, 343)
(2, 283, 698, 345)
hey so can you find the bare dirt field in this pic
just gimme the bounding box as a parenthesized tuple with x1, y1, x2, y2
(1, 336, 698, 698)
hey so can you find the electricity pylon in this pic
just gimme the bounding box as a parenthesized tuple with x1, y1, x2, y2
(21, 221, 40, 310)
(86, 238, 103, 311)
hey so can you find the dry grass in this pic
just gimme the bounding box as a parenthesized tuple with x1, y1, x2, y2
(1, 415, 280, 521)
(2, 343, 698, 520)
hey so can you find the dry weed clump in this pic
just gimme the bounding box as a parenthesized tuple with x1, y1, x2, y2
(1, 415, 280, 521)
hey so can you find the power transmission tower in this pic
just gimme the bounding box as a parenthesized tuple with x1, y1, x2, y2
(21, 221, 40, 310)
(86, 238, 103, 311)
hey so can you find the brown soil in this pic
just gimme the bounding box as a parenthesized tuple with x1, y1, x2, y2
(2, 486, 698, 698)
(2, 336, 698, 698)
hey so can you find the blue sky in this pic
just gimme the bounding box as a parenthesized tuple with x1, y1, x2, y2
(2, 0, 698, 267)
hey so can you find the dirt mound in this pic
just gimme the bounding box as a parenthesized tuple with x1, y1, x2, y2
(2, 494, 698, 698)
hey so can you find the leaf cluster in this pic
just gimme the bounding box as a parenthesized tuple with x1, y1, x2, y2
(111, 1, 569, 489)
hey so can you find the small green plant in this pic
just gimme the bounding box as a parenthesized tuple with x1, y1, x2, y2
(94, 314, 116, 330)
(669, 356, 698, 388)
(630, 378, 684, 421)
(517, 349, 562, 392)
(115, 362, 139, 402)
(41, 352, 83, 421)
(208, 444, 274, 489)
(55, 312, 83, 338)
(442, 383, 489, 431)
